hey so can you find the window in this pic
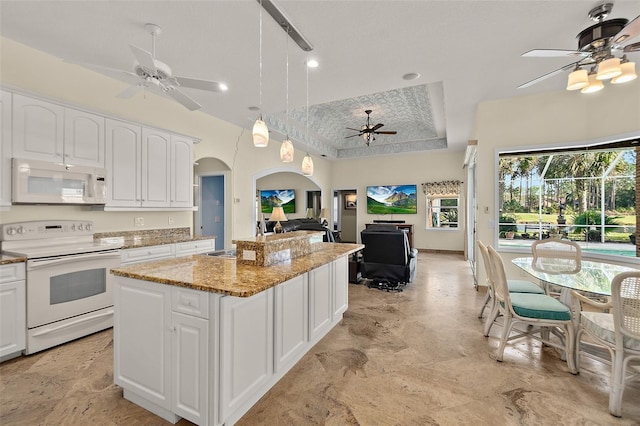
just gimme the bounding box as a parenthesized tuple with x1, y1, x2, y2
(497, 139, 637, 258)
(427, 197, 459, 228)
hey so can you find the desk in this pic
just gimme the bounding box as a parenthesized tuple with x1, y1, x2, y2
(512, 257, 637, 296)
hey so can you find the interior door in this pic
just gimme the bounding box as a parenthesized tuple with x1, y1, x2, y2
(200, 175, 225, 250)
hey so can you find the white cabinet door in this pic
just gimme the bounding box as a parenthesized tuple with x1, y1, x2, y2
(114, 278, 172, 410)
(332, 256, 349, 319)
(141, 128, 170, 208)
(274, 274, 308, 374)
(170, 135, 193, 208)
(309, 263, 332, 343)
(0, 90, 11, 207)
(0, 263, 26, 359)
(106, 119, 141, 207)
(220, 289, 274, 423)
(64, 108, 105, 167)
(171, 311, 209, 425)
(12, 94, 64, 162)
(175, 239, 215, 257)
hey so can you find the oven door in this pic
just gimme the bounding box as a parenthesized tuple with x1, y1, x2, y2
(26, 249, 121, 328)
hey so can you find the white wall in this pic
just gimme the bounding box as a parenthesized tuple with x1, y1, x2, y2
(473, 80, 640, 283)
(330, 150, 466, 250)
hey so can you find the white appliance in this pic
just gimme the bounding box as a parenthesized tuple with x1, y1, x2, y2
(0, 220, 121, 354)
(12, 158, 107, 205)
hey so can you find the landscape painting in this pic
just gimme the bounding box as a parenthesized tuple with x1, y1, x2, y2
(366, 184, 417, 214)
(260, 189, 295, 214)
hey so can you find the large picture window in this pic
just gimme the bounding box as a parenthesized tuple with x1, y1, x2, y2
(497, 139, 637, 258)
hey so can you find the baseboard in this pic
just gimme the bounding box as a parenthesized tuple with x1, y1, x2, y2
(417, 248, 464, 255)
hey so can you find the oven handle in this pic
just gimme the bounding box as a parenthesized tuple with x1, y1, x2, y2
(27, 250, 121, 270)
(31, 309, 114, 337)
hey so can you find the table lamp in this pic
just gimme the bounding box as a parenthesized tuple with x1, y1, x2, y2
(318, 208, 328, 226)
(306, 208, 315, 219)
(270, 206, 288, 233)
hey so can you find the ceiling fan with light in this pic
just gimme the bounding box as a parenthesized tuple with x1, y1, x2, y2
(345, 109, 398, 146)
(518, 3, 639, 92)
(73, 23, 228, 111)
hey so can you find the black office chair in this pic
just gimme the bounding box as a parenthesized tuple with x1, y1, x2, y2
(360, 227, 417, 291)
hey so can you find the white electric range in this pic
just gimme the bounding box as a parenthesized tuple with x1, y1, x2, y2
(0, 220, 122, 354)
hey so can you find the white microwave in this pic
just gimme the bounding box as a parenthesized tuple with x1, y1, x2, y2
(12, 158, 107, 205)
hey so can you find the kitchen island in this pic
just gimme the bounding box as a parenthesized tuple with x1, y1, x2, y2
(110, 235, 363, 426)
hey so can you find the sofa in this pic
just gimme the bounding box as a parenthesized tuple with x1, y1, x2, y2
(263, 218, 335, 242)
(360, 226, 417, 287)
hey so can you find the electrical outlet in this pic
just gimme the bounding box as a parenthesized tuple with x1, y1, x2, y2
(135, 217, 144, 227)
(168, 216, 174, 225)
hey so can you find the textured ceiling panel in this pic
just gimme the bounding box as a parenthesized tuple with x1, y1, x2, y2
(263, 83, 447, 159)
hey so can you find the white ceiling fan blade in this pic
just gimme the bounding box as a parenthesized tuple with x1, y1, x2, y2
(522, 49, 590, 58)
(623, 41, 640, 53)
(612, 14, 640, 49)
(174, 76, 227, 92)
(518, 62, 578, 89)
(165, 87, 202, 111)
(117, 84, 144, 99)
(64, 59, 140, 82)
(129, 44, 157, 74)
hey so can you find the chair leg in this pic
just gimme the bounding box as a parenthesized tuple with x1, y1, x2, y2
(496, 315, 514, 362)
(563, 324, 577, 375)
(609, 351, 625, 417)
(483, 301, 499, 337)
(478, 291, 491, 318)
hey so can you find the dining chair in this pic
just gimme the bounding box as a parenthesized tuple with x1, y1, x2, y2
(476, 240, 545, 336)
(487, 245, 577, 374)
(571, 271, 640, 417)
(531, 237, 582, 299)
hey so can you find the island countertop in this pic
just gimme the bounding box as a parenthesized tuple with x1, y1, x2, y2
(110, 242, 363, 297)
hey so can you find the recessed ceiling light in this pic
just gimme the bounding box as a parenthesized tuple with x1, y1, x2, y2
(306, 59, 319, 68)
(248, 106, 260, 111)
(402, 72, 420, 81)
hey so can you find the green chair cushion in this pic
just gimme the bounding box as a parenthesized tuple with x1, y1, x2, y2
(509, 293, 572, 321)
(581, 311, 640, 351)
(507, 279, 545, 294)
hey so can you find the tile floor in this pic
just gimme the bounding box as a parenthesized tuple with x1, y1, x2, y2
(1, 252, 638, 425)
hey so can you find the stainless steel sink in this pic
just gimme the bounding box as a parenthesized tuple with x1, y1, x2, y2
(206, 249, 236, 259)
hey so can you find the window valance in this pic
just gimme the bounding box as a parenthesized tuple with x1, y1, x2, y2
(421, 180, 462, 197)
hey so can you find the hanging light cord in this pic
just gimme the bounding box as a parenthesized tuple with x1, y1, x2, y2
(286, 27, 290, 135)
(259, 0, 263, 112)
(306, 53, 309, 145)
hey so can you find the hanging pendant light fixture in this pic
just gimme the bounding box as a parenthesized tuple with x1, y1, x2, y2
(581, 69, 604, 93)
(253, 1, 269, 147)
(596, 56, 622, 80)
(301, 53, 313, 176)
(611, 56, 637, 84)
(280, 26, 294, 162)
(566, 67, 589, 90)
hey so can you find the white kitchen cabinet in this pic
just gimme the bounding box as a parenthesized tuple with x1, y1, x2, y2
(0, 90, 12, 208)
(114, 277, 214, 425)
(120, 244, 176, 265)
(12, 94, 64, 163)
(12, 94, 104, 168)
(141, 128, 171, 208)
(0, 262, 26, 361)
(308, 262, 333, 343)
(170, 135, 193, 208)
(219, 288, 274, 424)
(274, 274, 308, 374)
(332, 256, 349, 320)
(63, 107, 105, 167)
(106, 118, 142, 207)
(175, 239, 215, 257)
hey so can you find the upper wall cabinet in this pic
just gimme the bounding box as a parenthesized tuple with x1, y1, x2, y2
(12, 94, 105, 168)
(106, 118, 194, 210)
(0, 90, 12, 208)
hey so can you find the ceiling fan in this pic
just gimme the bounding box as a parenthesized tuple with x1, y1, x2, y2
(518, 3, 640, 90)
(73, 23, 228, 111)
(345, 109, 397, 146)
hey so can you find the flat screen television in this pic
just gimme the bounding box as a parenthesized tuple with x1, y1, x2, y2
(260, 189, 295, 214)
(366, 184, 417, 214)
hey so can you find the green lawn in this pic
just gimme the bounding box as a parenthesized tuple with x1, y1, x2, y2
(510, 213, 636, 226)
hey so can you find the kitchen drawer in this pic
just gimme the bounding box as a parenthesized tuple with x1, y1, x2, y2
(171, 287, 209, 319)
(0, 263, 26, 284)
(121, 244, 176, 265)
(175, 239, 215, 257)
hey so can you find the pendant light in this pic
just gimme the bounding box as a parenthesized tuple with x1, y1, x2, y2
(302, 54, 313, 176)
(596, 57, 622, 80)
(581, 69, 604, 93)
(566, 67, 588, 90)
(253, 1, 269, 147)
(280, 27, 294, 162)
(611, 56, 637, 84)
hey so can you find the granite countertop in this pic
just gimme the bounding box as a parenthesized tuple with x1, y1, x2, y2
(110, 242, 364, 297)
(0, 254, 27, 265)
(94, 227, 214, 250)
